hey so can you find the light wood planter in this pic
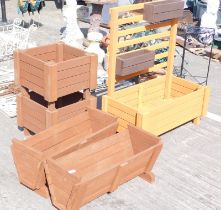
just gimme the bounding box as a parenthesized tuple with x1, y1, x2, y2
(45, 125, 162, 210)
(116, 50, 155, 76)
(11, 107, 118, 198)
(103, 76, 210, 135)
(144, 0, 184, 23)
(14, 42, 98, 102)
(17, 91, 97, 134)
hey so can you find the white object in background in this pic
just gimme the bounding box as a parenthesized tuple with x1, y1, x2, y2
(61, 0, 84, 48)
(85, 32, 105, 64)
(0, 18, 37, 60)
(200, 0, 219, 34)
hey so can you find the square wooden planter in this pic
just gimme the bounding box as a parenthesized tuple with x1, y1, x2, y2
(144, 0, 184, 23)
(45, 125, 162, 210)
(17, 91, 97, 134)
(102, 76, 210, 135)
(14, 42, 98, 102)
(11, 108, 118, 198)
(116, 49, 155, 76)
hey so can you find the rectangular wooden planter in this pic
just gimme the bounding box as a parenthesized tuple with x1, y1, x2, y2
(116, 49, 155, 76)
(11, 107, 118, 198)
(144, 0, 184, 23)
(17, 91, 97, 134)
(45, 125, 162, 210)
(14, 42, 98, 102)
(102, 76, 210, 135)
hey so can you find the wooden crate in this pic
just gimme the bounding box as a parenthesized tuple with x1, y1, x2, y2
(17, 91, 97, 134)
(14, 42, 98, 102)
(116, 50, 155, 76)
(144, 0, 184, 23)
(45, 125, 162, 210)
(103, 76, 210, 135)
(11, 108, 118, 198)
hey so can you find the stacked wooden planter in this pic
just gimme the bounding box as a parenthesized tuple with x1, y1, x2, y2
(14, 42, 98, 134)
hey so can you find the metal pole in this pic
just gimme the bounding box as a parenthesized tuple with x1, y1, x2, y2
(1, 0, 7, 22)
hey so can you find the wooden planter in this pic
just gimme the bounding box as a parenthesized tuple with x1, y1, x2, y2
(45, 125, 162, 210)
(11, 107, 118, 198)
(14, 42, 98, 102)
(116, 50, 155, 76)
(144, 0, 184, 23)
(17, 91, 97, 134)
(103, 76, 210, 135)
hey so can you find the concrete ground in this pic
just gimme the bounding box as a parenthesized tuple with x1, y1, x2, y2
(1, 1, 221, 210)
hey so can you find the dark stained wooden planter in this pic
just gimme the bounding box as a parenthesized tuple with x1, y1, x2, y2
(144, 0, 184, 23)
(45, 125, 162, 210)
(17, 91, 97, 134)
(11, 108, 118, 198)
(14, 42, 98, 102)
(116, 49, 155, 76)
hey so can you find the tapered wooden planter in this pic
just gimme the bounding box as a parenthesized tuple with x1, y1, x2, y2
(45, 125, 162, 210)
(11, 107, 117, 198)
(144, 0, 184, 23)
(14, 42, 98, 102)
(17, 91, 97, 134)
(116, 50, 155, 76)
(103, 76, 210, 135)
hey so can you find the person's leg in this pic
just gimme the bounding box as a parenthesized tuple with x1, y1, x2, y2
(88, 4, 103, 33)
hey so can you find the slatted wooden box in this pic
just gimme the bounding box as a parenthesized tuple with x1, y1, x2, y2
(103, 76, 210, 135)
(17, 91, 97, 134)
(14, 42, 98, 102)
(45, 125, 162, 210)
(11, 107, 118, 198)
(144, 0, 184, 23)
(116, 50, 155, 76)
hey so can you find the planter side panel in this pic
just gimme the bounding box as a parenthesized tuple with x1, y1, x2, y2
(142, 88, 205, 135)
(17, 94, 46, 134)
(25, 44, 57, 62)
(11, 140, 44, 190)
(57, 56, 92, 97)
(57, 96, 97, 122)
(18, 53, 45, 96)
(105, 97, 137, 132)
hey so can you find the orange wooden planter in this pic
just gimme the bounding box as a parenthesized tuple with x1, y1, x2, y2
(14, 42, 98, 102)
(17, 91, 98, 134)
(45, 125, 162, 210)
(11, 107, 118, 198)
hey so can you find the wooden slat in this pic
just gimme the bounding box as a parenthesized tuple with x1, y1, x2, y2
(20, 52, 45, 70)
(57, 64, 90, 80)
(172, 83, 195, 94)
(24, 43, 56, 55)
(57, 56, 90, 71)
(58, 81, 89, 97)
(146, 88, 204, 117)
(20, 78, 44, 96)
(117, 31, 170, 49)
(57, 72, 89, 89)
(108, 97, 137, 117)
(107, 105, 136, 124)
(117, 20, 172, 37)
(155, 51, 169, 60)
(111, 2, 144, 13)
(172, 76, 200, 90)
(35, 51, 56, 62)
(20, 61, 44, 78)
(118, 14, 143, 25)
(21, 69, 44, 88)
